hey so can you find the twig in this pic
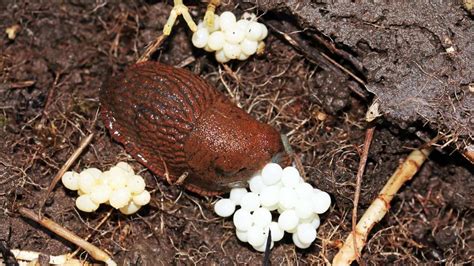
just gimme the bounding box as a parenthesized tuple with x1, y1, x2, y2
(351, 126, 375, 262)
(19, 207, 116, 266)
(68, 208, 113, 259)
(39, 133, 94, 216)
(0, 80, 36, 91)
(9, 249, 91, 265)
(332, 146, 432, 266)
(136, 34, 167, 63)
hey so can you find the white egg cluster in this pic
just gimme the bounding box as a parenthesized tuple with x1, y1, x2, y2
(214, 163, 331, 252)
(61, 162, 151, 215)
(191, 11, 268, 63)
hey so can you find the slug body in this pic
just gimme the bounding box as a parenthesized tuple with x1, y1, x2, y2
(100, 61, 283, 195)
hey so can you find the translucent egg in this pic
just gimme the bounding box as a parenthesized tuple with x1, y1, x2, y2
(252, 207, 272, 228)
(116, 162, 134, 174)
(233, 208, 253, 231)
(126, 175, 146, 194)
(240, 192, 260, 211)
(229, 187, 248, 205)
(248, 174, 265, 194)
(281, 167, 300, 188)
(62, 171, 79, 190)
(215, 49, 230, 63)
(81, 168, 102, 179)
(90, 184, 111, 204)
(224, 27, 245, 44)
(278, 209, 299, 231)
(261, 163, 283, 186)
(259, 185, 280, 208)
(208, 31, 225, 51)
(223, 42, 241, 59)
(236, 19, 250, 32)
(240, 39, 258, 56)
(295, 182, 314, 199)
(214, 198, 236, 217)
(109, 188, 131, 209)
(236, 228, 248, 242)
(246, 21, 263, 41)
(219, 11, 237, 32)
(237, 52, 250, 61)
(258, 23, 268, 41)
(76, 194, 99, 212)
(105, 168, 128, 190)
(191, 27, 209, 48)
(292, 232, 311, 249)
(208, 14, 221, 32)
(296, 223, 317, 244)
(247, 225, 267, 247)
(311, 190, 331, 214)
(253, 238, 274, 252)
(278, 187, 298, 209)
(78, 171, 97, 194)
(295, 198, 314, 219)
(119, 201, 141, 215)
(132, 190, 151, 206)
(269, 221, 285, 242)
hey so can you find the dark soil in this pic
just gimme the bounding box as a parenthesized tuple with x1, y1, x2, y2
(0, 1, 472, 265)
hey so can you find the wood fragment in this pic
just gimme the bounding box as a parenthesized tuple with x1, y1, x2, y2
(332, 147, 432, 266)
(39, 133, 94, 215)
(19, 208, 116, 266)
(137, 35, 167, 63)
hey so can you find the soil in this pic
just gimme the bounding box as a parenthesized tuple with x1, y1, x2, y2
(0, 1, 472, 265)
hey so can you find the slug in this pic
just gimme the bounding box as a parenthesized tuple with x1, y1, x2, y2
(100, 61, 284, 196)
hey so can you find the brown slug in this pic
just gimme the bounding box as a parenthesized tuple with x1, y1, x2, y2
(100, 61, 284, 196)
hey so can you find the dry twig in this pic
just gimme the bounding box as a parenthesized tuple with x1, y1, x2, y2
(332, 146, 432, 265)
(19, 207, 116, 266)
(39, 133, 94, 215)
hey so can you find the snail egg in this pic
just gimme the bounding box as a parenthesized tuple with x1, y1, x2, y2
(215, 49, 230, 63)
(116, 162, 134, 175)
(192, 27, 209, 48)
(236, 19, 250, 32)
(278, 209, 299, 231)
(126, 175, 146, 194)
(258, 23, 268, 41)
(208, 14, 221, 32)
(76, 194, 99, 212)
(246, 21, 263, 41)
(281, 167, 300, 188)
(261, 163, 283, 185)
(269, 221, 285, 242)
(62, 171, 79, 191)
(233, 208, 253, 231)
(311, 190, 331, 214)
(229, 187, 248, 205)
(237, 52, 250, 61)
(259, 185, 280, 208)
(109, 188, 131, 209)
(240, 39, 258, 56)
(90, 184, 111, 204)
(81, 168, 102, 179)
(208, 31, 225, 51)
(214, 198, 236, 217)
(292, 232, 311, 249)
(253, 238, 274, 252)
(219, 11, 237, 32)
(224, 27, 245, 44)
(240, 192, 260, 211)
(278, 187, 298, 210)
(247, 225, 267, 247)
(223, 42, 241, 59)
(236, 228, 249, 242)
(252, 207, 272, 228)
(119, 201, 141, 215)
(295, 182, 314, 199)
(311, 214, 321, 229)
(296, 223, 317, 244)
(248, 174, 265, 193)
(132, 190, 151, 206)
(78, 171, 97, 194)
(106, 168, 128, 190)
(295, 198, 314, 219)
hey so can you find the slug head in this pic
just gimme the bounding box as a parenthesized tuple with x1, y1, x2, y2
(183, 98, 284, 195)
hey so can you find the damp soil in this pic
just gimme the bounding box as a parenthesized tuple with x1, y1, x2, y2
(0, 1, 472, 265)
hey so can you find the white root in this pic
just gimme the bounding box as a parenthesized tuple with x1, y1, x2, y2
(332, 147, 432, 266)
